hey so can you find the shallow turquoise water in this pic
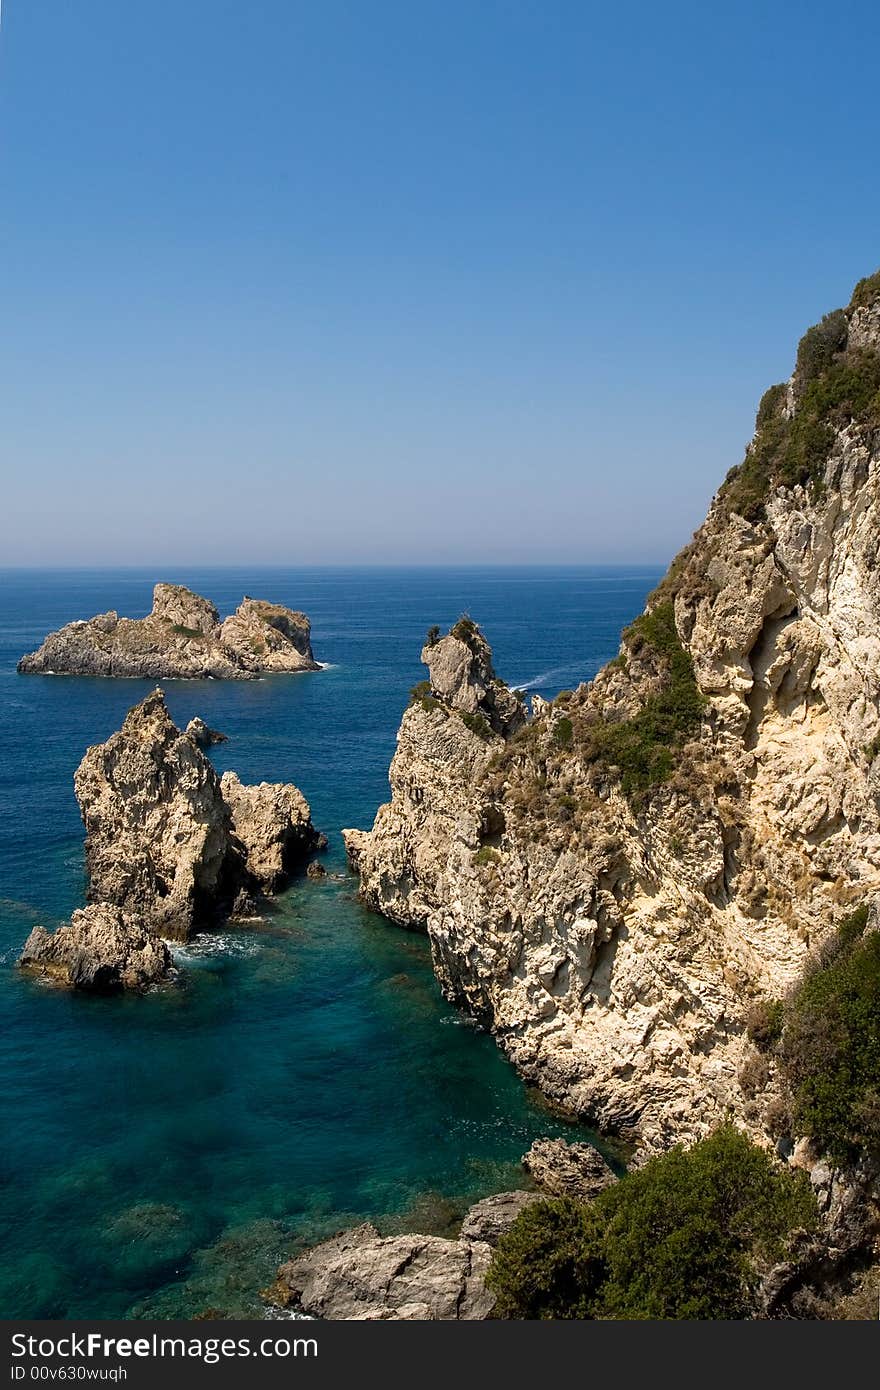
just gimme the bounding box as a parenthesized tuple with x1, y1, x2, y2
(0, 566, 660, 1317)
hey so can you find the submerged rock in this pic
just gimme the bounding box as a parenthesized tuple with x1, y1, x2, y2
(18, 582, 320, 679)
(269, 1224, 494, 1321)
(522, 1139, 617, 1199)
(19, 904, 172, 991)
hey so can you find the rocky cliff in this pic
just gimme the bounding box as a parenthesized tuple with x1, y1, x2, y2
(18, 583, 320, 679)
(344, 270, 880, 1155)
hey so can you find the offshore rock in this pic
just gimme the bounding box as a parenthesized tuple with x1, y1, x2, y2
(522, 1139, 618, 1199)
(220, 772, 326, 892)
(73, 689, 321, 939)
(18, 583, 320, 679)
(19, 904, 172, 992)
(269, 1224, 494, 1321)
(344, 274, 880, 1154)
(185, 717, 228, 748)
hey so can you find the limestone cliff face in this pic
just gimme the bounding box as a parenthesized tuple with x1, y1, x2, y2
(345, 273, 880, 1153)
(18, 583, 320, 679)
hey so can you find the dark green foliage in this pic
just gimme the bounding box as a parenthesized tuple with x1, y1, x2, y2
(171, 624, 203, 639)
(721, 304, 880, 522)
(426, 625, 441, 647)
(459, 710, 493, 741)
(793, 310, 848, 393)
(746, 998, 784, 1050)
(409, 680, 440, 714)
(553, 716, 573, 748)
(487, 1126, 816, 1320)
(778, 905, 880, 1164)
(450, 616, 481, 653)
(590, 602, 705, 795)
(864, 734, 880, 763)
(850, 269, 880, 311)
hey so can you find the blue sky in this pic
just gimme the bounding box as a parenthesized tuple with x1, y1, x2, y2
(1, 1, 878, 565)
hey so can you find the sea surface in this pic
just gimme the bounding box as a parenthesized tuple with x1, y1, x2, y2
(0, 566, 662, 1318)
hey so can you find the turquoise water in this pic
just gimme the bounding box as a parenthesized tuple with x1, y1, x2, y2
(0, 566, 660, 1318)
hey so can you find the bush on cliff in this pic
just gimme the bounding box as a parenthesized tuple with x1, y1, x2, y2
(487, 1126, 816, 1319)
(778, 905, 880, 1165)
(588, 602, 705, 796)
(721, 283, 880, 522)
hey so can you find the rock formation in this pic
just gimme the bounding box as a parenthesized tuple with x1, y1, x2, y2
(73, 689, 323, 939)
(268, 1223, 495, 1320)
(522, 1138, 618, 1198)
(17, 689, 324, 996)
(19, 904, 173, 992)
(185, 717, 227, 748)
(220, 772, 327, 892)
(458, 1191, 545, 1245)
(344, 271, 880, 1155)
(18, 583, 320, 679)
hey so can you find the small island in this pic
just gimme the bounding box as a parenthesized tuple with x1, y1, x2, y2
(17, 582, 321, 680)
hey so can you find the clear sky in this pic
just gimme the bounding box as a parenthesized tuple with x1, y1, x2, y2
(1, 1, 878, 566)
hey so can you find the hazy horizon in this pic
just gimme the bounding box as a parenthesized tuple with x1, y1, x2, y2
(2, 2, 879, 566)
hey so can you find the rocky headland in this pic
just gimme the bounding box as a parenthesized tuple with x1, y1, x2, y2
(343, 272, 880, 1162)
(19, 689, 325, 989)
(17, 583, 320, 679)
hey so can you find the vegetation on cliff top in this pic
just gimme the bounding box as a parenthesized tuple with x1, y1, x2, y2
(720, 276, 880, 523)
(487, 1125, 816, 1319)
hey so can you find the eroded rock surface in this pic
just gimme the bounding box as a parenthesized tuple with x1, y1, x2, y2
(72, 689, 321, 940)
(458, 1191, 545, 1245)
(220, 772, 326, 892)
(19, 904, 172, 992)
(523, 1139, 617, 1198)
(269, 1224, 494, 1320)
(344, 274, 880, 1154)
(18, 583, 320, 679)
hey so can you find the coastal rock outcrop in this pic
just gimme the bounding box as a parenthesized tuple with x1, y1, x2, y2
(19, 904, 173, 992)
(185, 717, 227, 748)
(18, 583, 320, 679)
(523, 1139, 617, 1198)
(72, 689, 321, 940)
(269, 1224, 495, 1320)
(458, 1191, 545, 1245)
(344, 272, 880, 1154)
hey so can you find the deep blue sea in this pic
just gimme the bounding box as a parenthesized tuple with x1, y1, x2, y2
(0, 566, 661, 1318)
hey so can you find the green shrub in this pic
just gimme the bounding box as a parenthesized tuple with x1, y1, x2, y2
(487, 1126, 816, 1320)
(720, 306, 880, 523)
(793, 310, 848, 394)
(450, 616, 481, 653)
(590, 602, 705, 796)
(171, 623, 203, 639)
(426, 625, 441, 647)
(746, 998, 784, 1050)
(409, 680, 441, 714)
(472, 846, 501, 867)
(553, 716, 573, 748)
(778, 905, 880, 1164)
(850, 269, 880, 311)
(460, 710, 493, 741)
